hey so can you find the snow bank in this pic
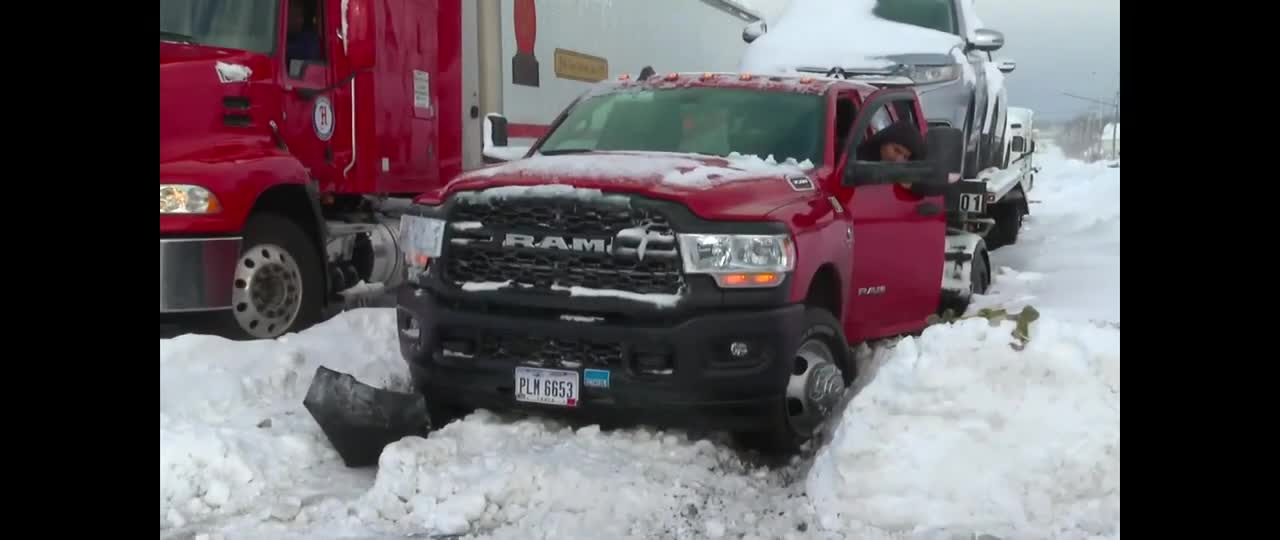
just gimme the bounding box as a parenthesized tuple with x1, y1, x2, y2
(809, 145, 1120, 539)
(808, 315, 1120, 539)
(353, 414, 811, 540)
(740, 0, 965, 75)
(159, 309, 408, 532)
(979, 148, 1121, 325)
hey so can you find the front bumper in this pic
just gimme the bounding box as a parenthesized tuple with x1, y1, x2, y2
(159, 237, 241, 312)
(397, 286, 807, 431)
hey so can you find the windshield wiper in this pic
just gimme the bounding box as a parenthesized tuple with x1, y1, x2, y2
(538, 148, 594, 155)
(160, 30, 196, 44)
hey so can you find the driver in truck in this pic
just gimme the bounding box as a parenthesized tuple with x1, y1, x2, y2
(858, 121, 926, 163)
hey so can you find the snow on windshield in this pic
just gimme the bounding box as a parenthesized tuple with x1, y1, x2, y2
(740, 0, 966, 74)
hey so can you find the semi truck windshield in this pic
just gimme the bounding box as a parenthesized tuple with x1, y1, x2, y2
(160, 0, 279, 54)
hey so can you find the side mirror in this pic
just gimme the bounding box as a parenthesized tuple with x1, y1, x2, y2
(483, 113, 524, 163)
(926, 126, 965, 178)
(347, 0, 376, 70)
(743, 20, 767, 44)
(842, 127, 964, 187)
(969, 28, 1005, 52)
(997, 60, 1016, 74)
(1010, 136, 1026, 153)
(1029, 140, 1037, 153)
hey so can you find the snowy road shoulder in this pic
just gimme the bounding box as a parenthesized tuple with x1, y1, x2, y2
(160, 147, 1119, 540)
(160, 309, 409, 534)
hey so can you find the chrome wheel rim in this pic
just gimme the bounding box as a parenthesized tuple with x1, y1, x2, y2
(784, 338, 845, 437)
(230, 243, 303, 339)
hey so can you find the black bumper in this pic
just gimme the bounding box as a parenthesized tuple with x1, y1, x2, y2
(396, 287, 806, 431)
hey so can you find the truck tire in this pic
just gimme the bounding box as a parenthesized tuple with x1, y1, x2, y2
(986, 201, 1022, 250)
(219, 212, 324, 340)
(971, 243, 991, 295)
(737, 307, 854, 455)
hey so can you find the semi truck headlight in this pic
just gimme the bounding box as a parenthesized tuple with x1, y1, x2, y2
(907, 65, 960, 84)
(160, 184, 221, 214)
(677, 234, 795, 288)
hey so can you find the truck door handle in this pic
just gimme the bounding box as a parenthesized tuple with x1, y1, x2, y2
(916, 202, 941, 216)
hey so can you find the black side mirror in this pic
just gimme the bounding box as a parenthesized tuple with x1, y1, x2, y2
(842, 126, 963, 188)
(482, 113, 515, 163)
(486, 113, 509, 147)
(1029, 140, 1036, 153)
(1011, 136, 1026, 153)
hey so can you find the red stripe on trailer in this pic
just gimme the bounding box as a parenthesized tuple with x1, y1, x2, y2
(508, 123, 550, 139)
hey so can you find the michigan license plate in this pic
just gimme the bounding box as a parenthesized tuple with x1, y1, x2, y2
(514, 367, 579, 407)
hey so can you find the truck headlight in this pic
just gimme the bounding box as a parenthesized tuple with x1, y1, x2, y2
(160, 184, 221, 214)
(677, 234, 795, 288)
(907, 65, 960, 84)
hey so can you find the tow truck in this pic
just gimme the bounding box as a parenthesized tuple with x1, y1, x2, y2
(305, 71, 1002, 463)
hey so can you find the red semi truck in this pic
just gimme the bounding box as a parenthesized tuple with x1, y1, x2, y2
(159, 0, 762, 339)
(387, 72, 988, 453)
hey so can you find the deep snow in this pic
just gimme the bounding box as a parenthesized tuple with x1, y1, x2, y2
(160, 146, 1119, 539)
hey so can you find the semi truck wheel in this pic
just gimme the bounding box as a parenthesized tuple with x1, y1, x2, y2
(738, 307, 854, 455)
(221, 213, 324, 340)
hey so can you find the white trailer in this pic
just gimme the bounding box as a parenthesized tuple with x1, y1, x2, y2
(473, 0, 763, 162)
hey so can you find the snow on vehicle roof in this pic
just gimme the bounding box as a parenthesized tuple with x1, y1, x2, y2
(457, 151, 814, 191)
(582, 71, 876, 98)
(740, 0, 967, 75)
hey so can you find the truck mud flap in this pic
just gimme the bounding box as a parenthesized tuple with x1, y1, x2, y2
(303, 366, 431, 468)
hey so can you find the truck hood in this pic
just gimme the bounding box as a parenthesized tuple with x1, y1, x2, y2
(160, 42, 273, 164)
(431, 151, 822, 222)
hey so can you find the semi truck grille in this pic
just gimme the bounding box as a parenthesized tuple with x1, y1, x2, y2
(443, 194, 684, 296)
(440, 327, 624, 369)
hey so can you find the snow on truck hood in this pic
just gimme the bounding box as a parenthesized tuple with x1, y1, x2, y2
(740, 0, 966, 74)
(435, 151, 820, 221)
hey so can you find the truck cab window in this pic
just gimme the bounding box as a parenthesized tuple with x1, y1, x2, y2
(869, 106, 894, 134)
(892, 100, 918, 128)
(287, 0, 326, 74)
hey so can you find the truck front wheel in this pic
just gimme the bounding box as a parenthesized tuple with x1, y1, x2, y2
(221, 213, 324, 340)
(738, 307, 853, 455)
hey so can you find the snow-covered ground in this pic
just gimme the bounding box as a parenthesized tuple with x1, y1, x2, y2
(160, 146, 1119, 539)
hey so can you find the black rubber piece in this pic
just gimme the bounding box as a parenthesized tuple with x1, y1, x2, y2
(304, 366, 431, 468)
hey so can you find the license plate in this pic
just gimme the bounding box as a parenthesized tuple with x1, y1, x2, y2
(399, 215, 446, 261)
(514, 367, 580, 407)
(958, 193, 986, 214)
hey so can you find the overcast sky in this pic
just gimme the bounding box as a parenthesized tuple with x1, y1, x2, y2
(742, 0, 1120, 122)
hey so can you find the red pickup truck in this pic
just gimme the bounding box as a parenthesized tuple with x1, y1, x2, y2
(394, 72, 987, 453)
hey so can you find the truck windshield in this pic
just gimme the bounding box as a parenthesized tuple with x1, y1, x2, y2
(872, 0, 958, 35)
(538, 87, 826, 166)
(160, 0, 279, 54)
